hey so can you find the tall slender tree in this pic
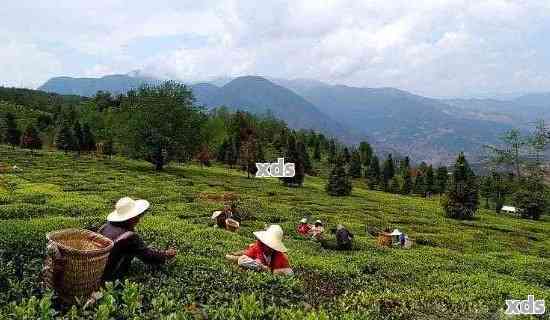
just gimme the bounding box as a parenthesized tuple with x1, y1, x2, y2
(4, 113, 21, 147)
(349, 150, 362, 178)
(442, 153, 479, 219)
(382, 154, 395, 191)
(358, 141, 373, 166)
(281, 134, 305, 186)
(326, 155, 352, 196)
(435, 166, 449, 194)
(366, 155, 381, 189)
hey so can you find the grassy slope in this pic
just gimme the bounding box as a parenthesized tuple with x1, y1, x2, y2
(0, 145, 549, 319)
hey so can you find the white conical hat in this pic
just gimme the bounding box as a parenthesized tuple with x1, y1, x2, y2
(253, 225, 288, 253)
(390, 229, 402, 236)
(107, 197, 150, 222)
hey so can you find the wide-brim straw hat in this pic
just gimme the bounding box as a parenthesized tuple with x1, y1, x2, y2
(253, 225, 288, 253)
(212, 211, 223, 219)
(315, 220, 323, 225)
(390, 229, 402, 236)
(107, 197, 150, 222)
(300, 218, 308, 223)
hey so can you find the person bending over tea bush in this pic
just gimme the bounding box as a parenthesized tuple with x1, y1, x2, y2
(97, 197, 177, 281)
(226, 225, 293, 275)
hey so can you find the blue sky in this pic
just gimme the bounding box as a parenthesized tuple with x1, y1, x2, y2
(2, 0, 550, 98)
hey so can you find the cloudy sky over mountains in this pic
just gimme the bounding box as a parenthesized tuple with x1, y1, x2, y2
(2, 0, 550, 97)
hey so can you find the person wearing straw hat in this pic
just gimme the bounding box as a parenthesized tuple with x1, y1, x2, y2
(390, 229, 402, 246)
(296, 218, 312, 236)
(310, 220, 325, 241)
(226, 225, 293, 275)
(98, 197, 177, 281)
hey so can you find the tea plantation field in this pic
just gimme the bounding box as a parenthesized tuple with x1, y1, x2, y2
(0, 145, 549, 319)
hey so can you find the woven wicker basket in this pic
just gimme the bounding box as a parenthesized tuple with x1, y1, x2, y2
(43, 229, 113, 304)
(377, 233, 392, 247)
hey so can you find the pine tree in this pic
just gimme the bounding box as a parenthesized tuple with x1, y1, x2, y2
(425, 165, 435, 194)
(342, 147, 351, 164)
(358, 141, 373, 166)
(21, 124, 42, 152)
(327, 139, 337, 165)
(401, 169, 413, 195)
(4, 113, 21, 147)
(225, 137, 238, 168)
(82, 123, 96, 152)
(297, 139, 313, 175)
(413, 173, 426, 196)
(366, 155, 381, 189)
(442, 153, 479, 219)
(326, 155, 352, 196)
(382, 154, 395, 191)
(435, 166, 449, 194)
(313, 139, 321, 161)
(281, 134, 305, 186)
(349, 150, 362, 178)
(73, 121, 83, 152)
(400, 156, 411, 176)
(103, 139, 115, 159)
(55, 124, 76, 152)
(217, 139, 229, 162)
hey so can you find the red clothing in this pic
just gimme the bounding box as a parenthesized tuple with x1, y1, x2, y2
(297, 223, 311, 236)
(244, 241, 290, 271)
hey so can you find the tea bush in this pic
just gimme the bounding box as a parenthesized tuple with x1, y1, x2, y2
(0, 146, 549, 319)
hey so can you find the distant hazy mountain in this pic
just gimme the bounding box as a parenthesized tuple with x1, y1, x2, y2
(190, 76, 358, 143)
(38, 74, 157, 97)
(278, 79, 512, 163)
(40, 73, 534, 163)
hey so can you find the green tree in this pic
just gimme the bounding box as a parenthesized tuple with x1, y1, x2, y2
(20, 124, 42, 152)
(366, 155, 381, 189)
(313, 139, 322, 161)
(425, 165, 435, 194)
(399, 156, 411, 176)
(326, 155, 352, 196)
(413, 173, 426, 196)
(513, 174, 548, 220)
(342, 147, 351, 164)
(4, 113, 21, 147)
(297, 139, 313, 175)
(349, 150, 362, 178)
(401, 169, 413, 195)
(382, 154, 395, 191)
(55, 124, 76, 152)
(358, 141, 373, 166)
(103, 139, 115, 159)
(442, 153, 479, 220)
(281, 134, 305, 187)
(327, 139, 337, 164)
(73, 121, 83, 152)
(435, 166, 449, 194)
(82, 123, 96, 152)
(119, 82, 204, 171)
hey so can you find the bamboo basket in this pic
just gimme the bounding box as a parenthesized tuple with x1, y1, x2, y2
(43, 229, 113, 304)
(226, 218, 240, 232)
(377, 233, 392, 247)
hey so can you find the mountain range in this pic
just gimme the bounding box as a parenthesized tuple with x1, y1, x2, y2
(38, 73, 550, 164)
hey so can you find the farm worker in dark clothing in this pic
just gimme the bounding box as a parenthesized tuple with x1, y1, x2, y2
(296, 218, 312, 236)
(226, 225, 293, 275)
(99, 197, 177, 281)
(336, 224, 354, 250)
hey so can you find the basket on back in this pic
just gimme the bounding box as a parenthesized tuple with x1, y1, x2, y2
(377, 233, 392, 247)
(43, 229, 113, 304)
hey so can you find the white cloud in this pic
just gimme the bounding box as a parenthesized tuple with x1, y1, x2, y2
(2, 0, 550, 97)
